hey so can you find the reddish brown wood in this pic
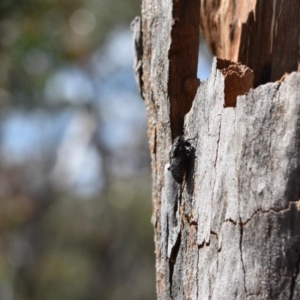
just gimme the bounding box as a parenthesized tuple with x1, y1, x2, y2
(200, 0, 300, 87)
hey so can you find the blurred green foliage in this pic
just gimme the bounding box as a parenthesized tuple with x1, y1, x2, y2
(0, 0, 156, 299)
(0, 0, 139, 106)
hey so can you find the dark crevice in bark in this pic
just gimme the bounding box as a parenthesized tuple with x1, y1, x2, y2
(197, 240, 209, 249)
(225, 218, 238, 225)
(210, 231, 219, 239)
(214, 114, 222, 167)
(190, 220, 198, 226)
(210, 113, 222, 234)
(239, 220, 247, 293)
(168, 0, 200, 139)
(289, 250, 300, 300)
(244, 291, 265, 299)
(225, 201, 299, 226)
(271, 82, 281, 100)
(168, 231, 181, 295)
(197, 231, 219, 249)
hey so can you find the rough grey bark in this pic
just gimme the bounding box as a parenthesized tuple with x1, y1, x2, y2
(182, 59, 300, 299)
(135, 1, 300, 299)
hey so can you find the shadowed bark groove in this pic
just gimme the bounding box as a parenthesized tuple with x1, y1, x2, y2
(289, 244, 300, 300)
(169, 0, 200, 138)
(239, 221, 247, 293)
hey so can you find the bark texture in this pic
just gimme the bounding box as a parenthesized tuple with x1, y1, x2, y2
(137, 0, 300, 299)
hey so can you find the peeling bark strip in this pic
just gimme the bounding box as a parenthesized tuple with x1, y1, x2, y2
(200, 0, 300, 87)
(137, 0, 300, 299)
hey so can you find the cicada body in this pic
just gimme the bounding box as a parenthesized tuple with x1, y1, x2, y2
(169, 136, 192, 185)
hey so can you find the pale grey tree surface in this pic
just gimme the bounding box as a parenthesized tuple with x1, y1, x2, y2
(176, 59, 300, 299)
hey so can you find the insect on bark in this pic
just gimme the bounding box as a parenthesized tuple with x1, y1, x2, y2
(168, 136, 194, 185)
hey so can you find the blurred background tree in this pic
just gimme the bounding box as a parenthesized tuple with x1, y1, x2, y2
(0, 0, 156, 299)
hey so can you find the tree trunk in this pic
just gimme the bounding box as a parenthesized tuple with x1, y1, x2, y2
(134, 1, 300, 299)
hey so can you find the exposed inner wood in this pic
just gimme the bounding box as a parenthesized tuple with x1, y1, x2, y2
(169, 0, 200, 139)
(200, 0, 300, 87)
(217, 58, 253, 107)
